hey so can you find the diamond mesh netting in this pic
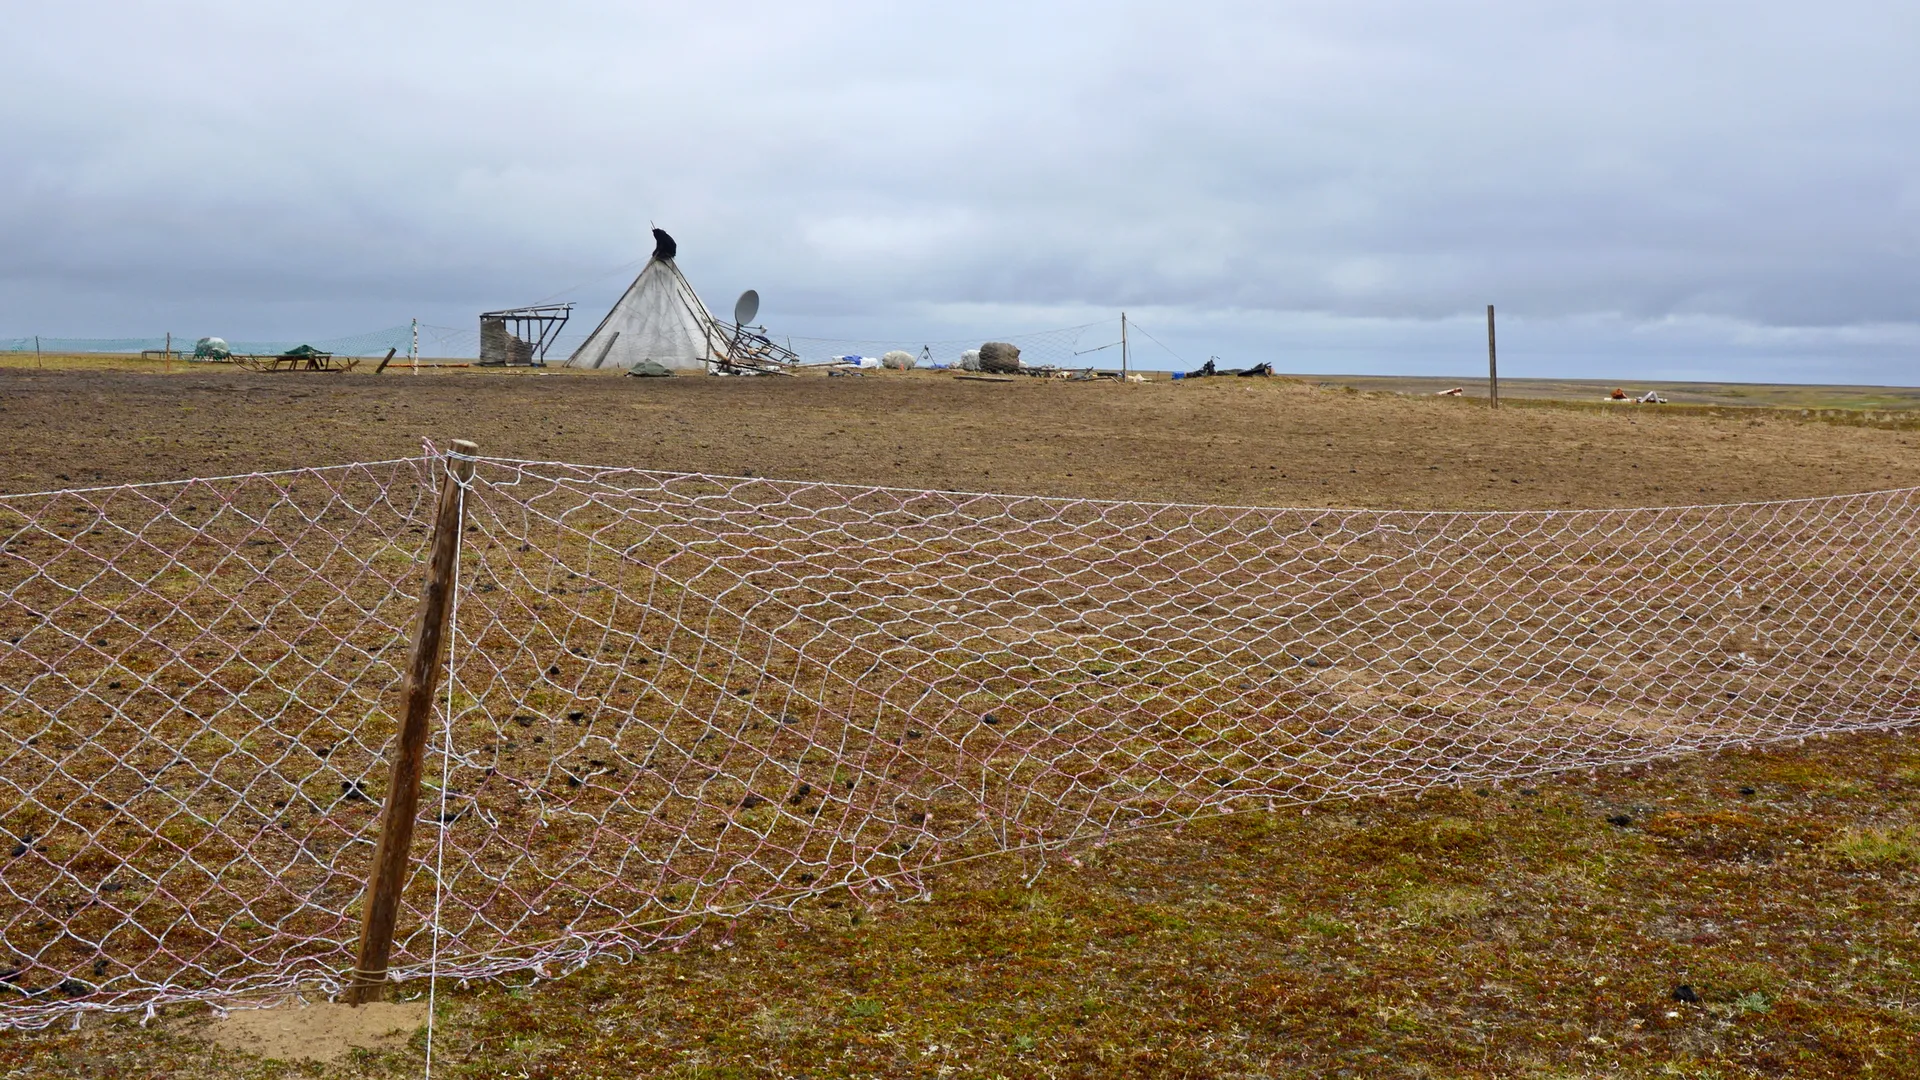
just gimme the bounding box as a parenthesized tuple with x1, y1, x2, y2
(4, 446, 1919, 1027)
(0, 458, 436, 1026)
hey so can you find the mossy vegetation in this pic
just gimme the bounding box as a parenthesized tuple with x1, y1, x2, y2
(1823, 825, 1920, 868)
(5, 730, 1916, 1077)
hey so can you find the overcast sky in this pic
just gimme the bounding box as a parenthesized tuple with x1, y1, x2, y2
(5, 1, 1919, 380)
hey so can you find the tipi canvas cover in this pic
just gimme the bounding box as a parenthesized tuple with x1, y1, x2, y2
(568, 230, 730, 371)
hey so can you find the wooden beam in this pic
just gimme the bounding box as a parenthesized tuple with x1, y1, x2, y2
(345, 439, 479, 1004)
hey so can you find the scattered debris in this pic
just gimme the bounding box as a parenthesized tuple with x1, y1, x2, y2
(233, 346, 357, 373)
(1177, 358, 1270, 379)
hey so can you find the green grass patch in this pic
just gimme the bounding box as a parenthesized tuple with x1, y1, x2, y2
(1823, 825, 1920, 868)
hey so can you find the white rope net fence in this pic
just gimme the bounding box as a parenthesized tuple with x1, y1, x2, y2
(5, 447, 1920, 1027)
(0, 459, 436, 1026)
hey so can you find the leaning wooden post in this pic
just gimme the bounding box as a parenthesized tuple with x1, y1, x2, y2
(1486, 304, 1499, 410)
(346, 438, 479, 1004)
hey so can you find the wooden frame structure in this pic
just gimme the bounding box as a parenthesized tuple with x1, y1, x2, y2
(479, 304, 573, 367)
(232, 352, 360, 373)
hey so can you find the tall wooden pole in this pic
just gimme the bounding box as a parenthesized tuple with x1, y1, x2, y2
(346, 439, 479, 1004)
(1486, 305, 1499, 410)
(34, 335, 40, 369)
(1120, 312, 1129, 378)
(165, 331, 172, 374)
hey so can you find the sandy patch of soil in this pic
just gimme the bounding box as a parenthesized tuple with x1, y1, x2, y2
(200, 1000, 427, 1063)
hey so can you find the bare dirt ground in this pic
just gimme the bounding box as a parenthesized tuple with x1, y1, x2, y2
(1295, 372, 1920, 412)
(5, 366, 1920, 508)
(2, 365, 1918, 1079)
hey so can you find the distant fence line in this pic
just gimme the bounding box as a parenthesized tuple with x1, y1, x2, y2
(779, 323, 1114, 367)
(1, 327, 414, 360)
(7, 320, 1133, 369)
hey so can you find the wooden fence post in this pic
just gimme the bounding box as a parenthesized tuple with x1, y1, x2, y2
(346, 438, 479, 1004)
(1486, 305, 1499, 410)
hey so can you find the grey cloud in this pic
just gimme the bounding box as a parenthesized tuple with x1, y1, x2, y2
(4, 0, 1918, 379)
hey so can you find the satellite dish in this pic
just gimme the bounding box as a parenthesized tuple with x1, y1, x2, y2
(733, 289, 760, 326)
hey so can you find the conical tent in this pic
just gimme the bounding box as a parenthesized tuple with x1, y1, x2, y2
(568, 231, 730, 372)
